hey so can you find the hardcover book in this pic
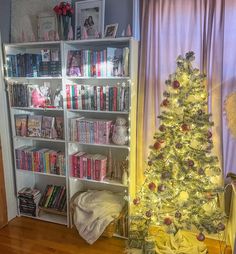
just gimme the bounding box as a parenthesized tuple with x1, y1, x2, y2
(27, 115, 42, 137)
(41, 116, 55, 139)
(15, 114, 28, 136)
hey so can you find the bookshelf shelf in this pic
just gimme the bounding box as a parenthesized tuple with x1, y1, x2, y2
(70, 177, 127, 188)
(38, 206, 67, 217)
(68, 109, 129, 114)
(4, 38, 138, 234)
(65, 76, 131, 80)
(20, 213, 67, 225)
(5, 77, 62, 80)
(14, 136, 65, 143)
(12, 107, 64, 112)
(68, 141, 130, 150)
(17, 169, 66, 178)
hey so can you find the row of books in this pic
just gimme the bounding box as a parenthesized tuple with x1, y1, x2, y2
(66, 84, 129, 112)
(8, 82, 63, 109)
(66, 47, 129, 77)
(71, 151, 107, 181)
(70, 117, 112, 144)
(39, 185, 67, 212)
(18, 187, 41, 217)
(15, 114, 64, 139)
(6, 50, 61, 77)
(15, 146, 65, 176)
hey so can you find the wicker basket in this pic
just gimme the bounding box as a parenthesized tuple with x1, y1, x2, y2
(70, 191, 126, 238)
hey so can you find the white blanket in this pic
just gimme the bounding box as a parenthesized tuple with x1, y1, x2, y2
(73, 190, 125, 244)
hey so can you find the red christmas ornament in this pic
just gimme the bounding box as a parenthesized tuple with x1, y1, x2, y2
(181, 123, 190, 132)
(146, 210, 152, 218)
(217, 223, 225, 231)
(173, 80, 180, 89)
(133, 198, 140, 205)
(164, 217, 172, 225)
(197, 232, 205, 241)
(159, 125, 166, 132)
(162, 99, 169, 107)
(154, 141, 161, 150)
(158, 184, 165, 192)
(148, 182, 156, 191)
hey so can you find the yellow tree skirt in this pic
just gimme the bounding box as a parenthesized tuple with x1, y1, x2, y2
(126, 228, 207, 254)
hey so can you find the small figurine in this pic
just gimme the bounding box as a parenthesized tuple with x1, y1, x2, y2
(53, 88, 63, 108)
(112, 117, 129, 145)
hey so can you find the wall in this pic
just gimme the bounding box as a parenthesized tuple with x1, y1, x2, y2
(0, 0, 11, 42)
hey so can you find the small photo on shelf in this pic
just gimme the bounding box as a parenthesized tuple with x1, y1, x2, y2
(104, 23, 118, 38)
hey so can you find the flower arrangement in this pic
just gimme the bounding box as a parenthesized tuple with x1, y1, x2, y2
(53, 2, 74, 40)
(53, 2, 74, 17)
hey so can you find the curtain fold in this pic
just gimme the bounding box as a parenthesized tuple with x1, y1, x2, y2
(136, 0, 236, 190)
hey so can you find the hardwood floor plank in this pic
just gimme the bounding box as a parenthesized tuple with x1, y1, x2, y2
(0, 217, 232, 254)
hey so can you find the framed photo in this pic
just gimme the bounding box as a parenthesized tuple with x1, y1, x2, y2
(38, 12, 57, 41)
(104, 24, 118, 38)
(75, 0, 105, 40)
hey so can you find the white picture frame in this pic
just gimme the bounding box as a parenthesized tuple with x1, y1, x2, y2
(104, 23, 118, 38)
(38, 12, 57, 41)
(75, 0, 105, 40)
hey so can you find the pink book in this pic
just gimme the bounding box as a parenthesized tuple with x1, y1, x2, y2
(79, 153, 87, 179)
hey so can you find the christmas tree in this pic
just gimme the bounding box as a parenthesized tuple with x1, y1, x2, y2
(129, 52, 225, 252)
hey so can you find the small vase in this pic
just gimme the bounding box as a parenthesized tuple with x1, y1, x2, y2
(57, 15, 71, 40)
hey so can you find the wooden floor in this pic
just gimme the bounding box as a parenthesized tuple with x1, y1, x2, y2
(0, 217, 232, 254)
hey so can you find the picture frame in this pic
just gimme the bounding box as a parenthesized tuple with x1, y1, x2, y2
(75, 0, 105, 40)
(104, 23, 118, 38)
(37, 12, 57, 41)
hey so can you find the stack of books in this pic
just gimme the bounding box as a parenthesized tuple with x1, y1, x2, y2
(14, 114, 64, 139)
(15, 146, 65, 176)
(39, 185, 66, 213)
(18, 187, 41, 217)
(70, 117, 112, 144)
(66, 84, 129, 112)
(66, 47, 129, 77)
(71, 151, 107, 181)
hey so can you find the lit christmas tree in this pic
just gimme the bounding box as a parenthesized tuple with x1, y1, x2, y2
(129, 52, 225, 253)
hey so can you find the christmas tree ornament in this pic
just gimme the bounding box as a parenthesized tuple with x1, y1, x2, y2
(172, 80, 180, 89)
(158, 184, 165, 192)
(175, 143, 183, 149)
(187, 159, 194, 167)
(133, 198, 140, 205)
(148, 182, 156, 191)
(146, 210, 152, 218)
(207, 131, 212, 139)
(153, 141, 161, 150)
(198, 109, 203, 115)
(164, 217, 172, 225)
(175, 211, 182, 219)
(148, 160, 153, 166)
(159, 125, 166, 132)
(181, 123, 190, 132)
(217, 222, 225, 231)
(198, 168, 205, 175)
(161, 99, 169, 107)
(197, 232, 205, 241)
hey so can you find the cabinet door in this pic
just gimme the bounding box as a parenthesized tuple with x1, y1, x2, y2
(0, 146, 7, 228)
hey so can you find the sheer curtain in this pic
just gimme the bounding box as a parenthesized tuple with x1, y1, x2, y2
(136, 0, 236, 188)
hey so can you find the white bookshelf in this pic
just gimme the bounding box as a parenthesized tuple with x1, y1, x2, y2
(4, 38, 138, 238)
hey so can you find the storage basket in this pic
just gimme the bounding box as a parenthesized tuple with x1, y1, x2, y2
(70, 191, 126, 238)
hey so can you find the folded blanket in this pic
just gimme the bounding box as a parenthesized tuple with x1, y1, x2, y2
(73, 190, 125, 244)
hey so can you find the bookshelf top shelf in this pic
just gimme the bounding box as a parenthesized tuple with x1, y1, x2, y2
(4, 37, 137, 49)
